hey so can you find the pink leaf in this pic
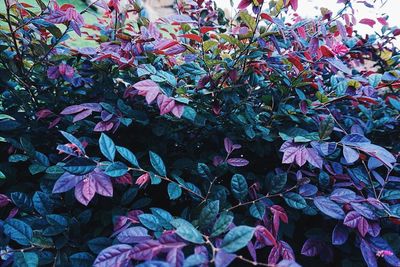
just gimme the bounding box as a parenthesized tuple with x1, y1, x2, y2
(133, 80, 160, 92)
(377, 17, 388, 26)
(75, 177, 96, 206)
(359, 18, 376, 28)
(73, 109, 92, 123)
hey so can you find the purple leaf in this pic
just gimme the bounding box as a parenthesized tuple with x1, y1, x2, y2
(117, 226, 150, 243)
(314, 196, 345, 219)
(350, 202, 377, 220)
(325, 58, 352, 75)
(60, 105, 85, 115)
(72, 109, 92, 123)
(52, 172, 84, 193)
(0, 194, 10, 207)
(74, 177, 96, 206)
(332, 224, 349, 245)
(224, 138, 234, 153)
(360, 240, 378, 267)
(92, 171, 113, 197)
(330, 188, 356, 203)
(343, 145, 359, 164)
(166, 248, 184, 267)
(268, 246, 281, 265)
(357, 217, 369, 237)
(367, 222, 381, 237)
(306, 148, 323, 169)
(227, 158, 249, 167)
(343, 211, 361, 228)
(215, 250, 236, 267)
(93, 244, 133, 267)
(131, 240, 161, 260)
(301, 238, 323, 256)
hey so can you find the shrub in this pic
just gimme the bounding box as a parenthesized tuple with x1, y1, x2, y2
(0, 0, 400, 266)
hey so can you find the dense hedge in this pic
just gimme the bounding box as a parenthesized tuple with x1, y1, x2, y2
(0, 0, 400, 266)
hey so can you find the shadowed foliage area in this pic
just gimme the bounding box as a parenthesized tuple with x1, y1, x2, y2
(0, 0, 399, 266)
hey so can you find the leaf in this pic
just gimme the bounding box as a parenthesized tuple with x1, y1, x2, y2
(360, 240, 378, 267)
(197, 163, 212, 180)
(13, 252, 39, 267)
(167, 182, 182, 200)
(170, 218, 204, 244)
(105, 162, 128, 177)
(284, 192, 307, 209)
(138, 214, 162, 231)
(93, 244, 133, 267)
(343, 145, 359, 164)
(4, 218, 33, 246)
(332, 224, 349, 245)
(199, 200, 219, 228)
(211, 212, 234, 237)
(319, 116, 334, 140)
(341, 134, 371, 146)
(220, 226, 255, 253)
(231, 174, 248, 200)
(117, 226, 150, 243)
(69, 252, 94, 267)
(184, 254, 208, 267)
(116, 146, 139, 167)
(325, 58, 352, 75)
(358, 144, 396, 168)
(63, 157, 97, 175)
(60, 131, 86, 154)
(250, 201, 265, 220)
(381, 190, 400, 201)
(99, 133, 116, 161)
(53, 172, 84, 193)
(269, 172, 287, 194)
(359, 18, 376, 28)
(227, 158, 249, 167)
(368, 74, 382, 88)
(88, 238, 113, 254)
(149, 151, 166, 176)
(239, 11, 256, 30)
(33, 192, 53, 215)
(313, 196, 345, 219)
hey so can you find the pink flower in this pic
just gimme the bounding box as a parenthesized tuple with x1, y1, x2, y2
(376, 250, 393, 257)
(136, 172, 150, 188)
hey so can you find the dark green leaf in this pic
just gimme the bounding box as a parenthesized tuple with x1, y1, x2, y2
(220, 226, 255, 253)
(99, 133, 116, 161)
(170, 218, 204, 244)
(231, 174, 248, 200)
(149, 151, 166, 176)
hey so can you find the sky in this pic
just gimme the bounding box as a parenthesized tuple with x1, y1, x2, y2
(214, 0, 399, 46)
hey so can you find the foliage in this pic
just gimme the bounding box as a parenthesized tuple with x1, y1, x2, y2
(0, 0, 400, 266)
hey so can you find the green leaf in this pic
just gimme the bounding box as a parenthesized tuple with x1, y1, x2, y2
(171, 218, 205, 244)
(231, 174, 248, 200)
(284, 192, 307, 209)
(203, 40, 218, 52)
(250, 201, 265, 220)
(199, 200, 219, 228)
(211, 212, 234, 237)
(319, 115, 334, 140)
(150, 208, 173, 229)
(149, 151, 166, 176)
(220, 226, 255, 253)
(9, 154, 29, 163)
(105, 162, 128, 177)
(0, 170, 5, 179)
(63, 157, 97, 175)
(239, 11, 256, 30)
(138, 214, 162, 231)
(116, 146, 139, 167)
(4, 219, 33, 246)
(167, 182, 182, 200)
(99, 133, 116, 161)
(269, 173, 287, 194)
(13, 252, 38, 267)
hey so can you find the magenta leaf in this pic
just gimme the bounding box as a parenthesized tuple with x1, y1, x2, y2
(359, 18, 376, 28)
(93, 244, 133, 267)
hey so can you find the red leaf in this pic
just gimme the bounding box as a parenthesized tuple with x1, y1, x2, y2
(179, 34, 202, 42)
(288, 54, 304, 72)
(237, 0, 252, 9)
(359, 18, 376, 28)
(200, 26, 215, 34)
(261, 13, 273, 22)
(320, 45, 335, 57)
